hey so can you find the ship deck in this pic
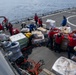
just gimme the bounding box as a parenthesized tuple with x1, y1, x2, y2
(3, 8, 76, 74)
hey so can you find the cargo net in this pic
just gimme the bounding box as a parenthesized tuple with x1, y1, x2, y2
(16, 58, 44, 75)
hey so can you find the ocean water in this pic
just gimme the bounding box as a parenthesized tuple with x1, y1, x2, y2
(0, 0, 76, 22)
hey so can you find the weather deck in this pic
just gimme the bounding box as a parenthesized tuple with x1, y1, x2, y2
(3, 8, 76, 74)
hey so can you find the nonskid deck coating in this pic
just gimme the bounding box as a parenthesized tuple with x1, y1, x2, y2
(25, 8, 76, 71)
(4, 8, 76, 72)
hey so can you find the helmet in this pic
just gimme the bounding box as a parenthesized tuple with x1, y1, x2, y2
(74, 46, 76, 51)
(57, 33, 61, 37)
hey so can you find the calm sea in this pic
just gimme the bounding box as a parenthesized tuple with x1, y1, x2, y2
(0, 0, 76, 22)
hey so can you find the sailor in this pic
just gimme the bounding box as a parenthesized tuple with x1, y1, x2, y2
(38, 18, 43, 27)
(34, 13, 38, 25)
(12, 28, 20, 35)
(24, 32, 34, 47)
(2, 17, 8, 30)
(0, 23, 4, 31)
(28, 22, 36, 32)
(8, 22, 13, 35)
(67, 33, 76, 59)
(61, 16, 67, 26)
(21, 22, 26, 29)
(54, 32, 64, 53)
(47, 28, 56, 49)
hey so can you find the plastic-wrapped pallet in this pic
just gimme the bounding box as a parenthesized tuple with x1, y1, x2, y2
(5, 41, 23, 62)
(37, 27, 47, 34)
(21, 28, 30, 33)
(2, 41, 20, 53)
(9, 42, 20, 53)
(7, 51, 23, 62)
(0, 34, 9, 41)
(32, 31, 43, 39)
(1, 41, 12, 51)
(32, 38, 44, 44)
(32, 31, 45, 44)
(52, 56, 76, 75)
(10, 33, 29, 49)
(32, 31, 42, 35)
(57, 27, 72, 34)
(46, 19, 56, 29)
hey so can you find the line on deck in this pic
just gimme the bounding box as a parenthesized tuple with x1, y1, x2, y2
(42, 8, 76, 18)
(31, 9, 76, 27)
(67, 15, 76, 27)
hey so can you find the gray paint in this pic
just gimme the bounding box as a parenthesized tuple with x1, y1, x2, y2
(0, 51, 15, 75)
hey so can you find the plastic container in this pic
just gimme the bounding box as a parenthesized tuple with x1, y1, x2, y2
(9, 51, 23, 61)
(2, 41, 12, 51)
(9, 42, 20, 53)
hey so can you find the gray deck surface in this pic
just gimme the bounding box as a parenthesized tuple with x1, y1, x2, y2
(4, 8, 76, 73)
(29, 47, 67, 70)
(28, 8, 76, 71)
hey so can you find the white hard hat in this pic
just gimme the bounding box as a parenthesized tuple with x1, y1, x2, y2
(74, 46, 76, 51)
